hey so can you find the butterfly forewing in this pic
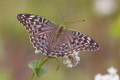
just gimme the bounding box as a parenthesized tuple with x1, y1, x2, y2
(30, 29, 57, 55)
(16, 14, 58, 55)
(16, 14, 58, 35)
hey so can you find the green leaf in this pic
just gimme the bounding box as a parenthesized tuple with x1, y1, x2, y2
(28, 60, 39, 70)
(36, 65, 47, 77)
(28, 60, 47, 78)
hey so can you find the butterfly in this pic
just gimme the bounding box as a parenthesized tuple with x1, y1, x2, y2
(16, 14, 99, 57)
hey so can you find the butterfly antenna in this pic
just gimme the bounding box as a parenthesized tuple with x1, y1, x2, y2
(53, 1, 67, 26)
(66, 20, 86, 24)
(58, 7, 67, 26)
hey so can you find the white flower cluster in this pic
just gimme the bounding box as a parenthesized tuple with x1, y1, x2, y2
(93, 0, 117, 16)
(63, 51, 80, 68)
(94, 67, 120, 80)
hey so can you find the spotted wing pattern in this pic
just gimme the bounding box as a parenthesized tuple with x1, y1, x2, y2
(16, 14, 58, 55)
(49, 31, 73, 57)
(16, 14, 99, 57)
(67, 30, 99, 51)
(49, 30, 99, 57)
(16, 14, 57, 35)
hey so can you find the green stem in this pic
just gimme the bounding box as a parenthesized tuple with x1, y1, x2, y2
(29, 73, 35, 80)
(36, 57, 49, 70)
(55, 58, 60, 71)
(29, 57, 50, 80)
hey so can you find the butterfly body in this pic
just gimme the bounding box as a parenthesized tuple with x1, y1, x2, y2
(16, 14, 99, 57)
(54, 25, 65, 39)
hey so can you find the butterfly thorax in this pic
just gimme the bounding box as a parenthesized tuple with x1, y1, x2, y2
(55, 25, 65, 38)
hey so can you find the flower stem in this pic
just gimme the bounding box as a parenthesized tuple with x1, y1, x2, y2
(36, 57, 49, 70)
(29, 57, 50, 80)
(29, 73, 35, 80)
(55, 58, 60, 71)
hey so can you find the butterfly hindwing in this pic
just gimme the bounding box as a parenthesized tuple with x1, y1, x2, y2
(49, 31, 73, 57)
(67, 30, 99, 52)
(48, 30, 99, 57)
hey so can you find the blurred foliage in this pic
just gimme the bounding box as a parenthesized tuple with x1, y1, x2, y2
(0, 38, 4, 59)
(0, 70, 11, 80)
(28, 60, 47, 78)
(110, 15, 120, 38)
(0, 0, 120, 80)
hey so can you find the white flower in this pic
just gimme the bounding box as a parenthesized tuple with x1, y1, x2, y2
(94, 67, 120, 80)
(107, 67, 117, 74)
(93, 0, 117, 16)
(72, 51, 79, 56)
(67, 64, 73, 68)
(63, 59, 71, 64)
(63, 51, 80, 68)
(94, 73, 103, 80)
(74, 56, 80, 61)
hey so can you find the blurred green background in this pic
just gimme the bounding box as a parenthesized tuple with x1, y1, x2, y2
(0, 0, 120, 80)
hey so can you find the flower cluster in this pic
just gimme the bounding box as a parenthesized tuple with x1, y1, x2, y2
(35, 49, 81, 68)
(93, 0, 117, 16)
(63, 51, 80, 68)
(94, 67, 120, 80)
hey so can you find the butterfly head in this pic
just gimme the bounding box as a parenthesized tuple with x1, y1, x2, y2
(59, 24, 66, 28)
(58, 24, 66, 32)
